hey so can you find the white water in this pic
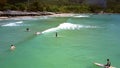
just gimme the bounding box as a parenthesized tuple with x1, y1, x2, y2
(2, 21, 23, 26)
(9, 16, 49, 20)
(73, 15, 90, 18)
(15, 21, 23, 24)
(42, 23, 98, 34)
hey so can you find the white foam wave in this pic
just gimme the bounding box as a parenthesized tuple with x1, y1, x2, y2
(57, 23, 83, 30)
(42, 28, 58, 33)
(39, 16, 49, 19)
(2, 21, 23, 26)
(10, 16, 49, 21)
(74, 15, 89, 18)
(10, 17, 35, 20)
(42, 23, 97, 33)
(2, 23, 17, 26)
(15, 21, 23, 23)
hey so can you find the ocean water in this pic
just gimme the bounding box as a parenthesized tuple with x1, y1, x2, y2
(0, 14, 120, 68)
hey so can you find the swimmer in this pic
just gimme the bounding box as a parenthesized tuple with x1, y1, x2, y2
(26, 28, 30, 31)
(10, 45, 16, 50)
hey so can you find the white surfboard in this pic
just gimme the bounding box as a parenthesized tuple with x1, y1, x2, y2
(35, 32, 41, 35)
(94, 62, 116, 68)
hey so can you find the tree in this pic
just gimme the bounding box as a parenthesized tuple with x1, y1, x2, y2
(15, 3, 26, 11)
(0, 0, 7, 5)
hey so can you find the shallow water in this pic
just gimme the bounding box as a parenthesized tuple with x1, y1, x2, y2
(0, 14, 120, 68)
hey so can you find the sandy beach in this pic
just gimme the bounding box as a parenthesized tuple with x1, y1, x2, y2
(48, 13, 75, 17)
(0, 17, 9, 20)
(0, 13, 76, 20)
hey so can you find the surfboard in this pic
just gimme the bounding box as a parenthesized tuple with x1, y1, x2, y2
(94, 62, 116, 68)
(35, 32, 41, 35)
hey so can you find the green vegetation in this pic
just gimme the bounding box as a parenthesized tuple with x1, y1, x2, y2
(0, 0, 120, 13)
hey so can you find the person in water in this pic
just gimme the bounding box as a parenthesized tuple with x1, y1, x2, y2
(26, 28, 30, 31)
(10, 45, 16, 50)
(56, 32, 58, 37)
(105, 59, 111, 68)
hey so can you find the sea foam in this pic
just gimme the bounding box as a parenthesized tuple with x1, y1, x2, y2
(74, 15, 90, 18)
(2, 21, 23, 26)
(42, 23, 97, 34)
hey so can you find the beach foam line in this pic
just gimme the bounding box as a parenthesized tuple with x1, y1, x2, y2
(74, 15, 90, 18)
(39, 16, 50, 19)
(49, 13, 75, 17)
(9, 16, 50, 21)
(2, 21, 23, 26)
(2, 23, 17, 26)
(15, 21, 23, 23)
(42, 23, 97, 34)
(10, 17, 37, 20)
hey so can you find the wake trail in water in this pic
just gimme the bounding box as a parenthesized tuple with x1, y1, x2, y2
(42, 23, 98, 34)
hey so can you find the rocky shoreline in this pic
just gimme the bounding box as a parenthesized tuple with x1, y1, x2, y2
(0, 11, 55, 17)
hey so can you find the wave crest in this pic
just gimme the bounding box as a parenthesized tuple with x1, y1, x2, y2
(42, 23, 97, 33)
(2, 21, 23, 26)
(74, 15, 90, 18)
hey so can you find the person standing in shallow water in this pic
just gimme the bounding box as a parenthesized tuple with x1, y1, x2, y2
(56, 32, 58, 37)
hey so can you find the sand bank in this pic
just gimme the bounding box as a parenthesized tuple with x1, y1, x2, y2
(48, 13, 75, 17)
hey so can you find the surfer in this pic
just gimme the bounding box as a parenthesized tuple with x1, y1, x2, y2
(56, 32, 58, 37)
(10, 44, 16, 50)
(105, 59, 111, 68)
(94, 59, 115, 68)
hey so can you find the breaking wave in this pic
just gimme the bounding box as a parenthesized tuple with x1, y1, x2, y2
(2, 21, 23, 26)
(42, 23, 98, 34)
(15, 21, 23, 24)
(10, 16, 50, 20)
(73, 15, 90, 18)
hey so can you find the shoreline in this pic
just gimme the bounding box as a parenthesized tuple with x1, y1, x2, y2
(0, 12, 119, 20)
(0, 11, 55, 20)
(48, 13, 75, 17)
(0, 13, 76, 20)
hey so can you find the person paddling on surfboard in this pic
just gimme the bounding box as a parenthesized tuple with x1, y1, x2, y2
(105, 59, 111, 68)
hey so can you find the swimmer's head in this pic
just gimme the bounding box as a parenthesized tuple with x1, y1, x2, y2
(107, 59, 109, 61)
(11, 45, 14, 46)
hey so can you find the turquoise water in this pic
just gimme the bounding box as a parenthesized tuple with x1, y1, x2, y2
(0, 14, 120, 68)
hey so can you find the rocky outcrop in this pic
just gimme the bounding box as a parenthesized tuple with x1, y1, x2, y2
(0, 11, 55, 17)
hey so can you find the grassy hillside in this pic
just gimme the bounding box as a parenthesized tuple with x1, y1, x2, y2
(0, 0, 120, 13)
